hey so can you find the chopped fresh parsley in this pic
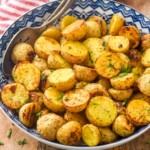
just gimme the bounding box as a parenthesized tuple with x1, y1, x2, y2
(64, 97, 69, 101)
(117, 72, 128, 77)
(121, 66, 132, 73)
(41, 74, 46, 80)
(36, 111, 42, 117)
(17, 139, 27, 145)
(122, 99, 130, 106)
(57, 92, 65, 100)
(0, 141, 4, 145)
(7, 128, 12, 138)
(108, 63, 114, 68)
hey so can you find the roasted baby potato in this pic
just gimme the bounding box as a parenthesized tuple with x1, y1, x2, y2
(117, 53, 130, 68)
(140, 34, 150, 51)
(75, 81, 89, 89)
(97, 77, 111, 90)
(108, 88, 133, 101)
(62, 19, 87, 41)
(74, 65, 98, 82)
(61, 41, 88, 64)
(47, 51, 71, 69)
(109, 14, 125, 35)
(57, 121, 81, 145)
(37, 113, 66, 141)
(112, 115, 135, 137)
(11, 42, 35, 64)
(34, 36, 61, 59)
(119, 26, 140, 48)
(49, 68, 76, 92)
(43, 87, 65, 113)
(19, 102, 41, 127)
(108, 36, 129, 53)
(1, 83, 29, 109)
(95, 51, 123, 78)
(63, 89, 90, 113)
(12, 61, 41, 91)
(82, 124, 100, 146)
(85, 96, 118, 127)
(127, 100, 150, 126)
(141, 48, 150, 67)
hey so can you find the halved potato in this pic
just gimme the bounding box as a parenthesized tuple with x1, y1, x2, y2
(62, 19, 87, 41)
(61, 41, 88, 64)
(82, 124, 100, 146)
(101, 35, 112, 44)
(140, 34, 150, 51)
(57, 121, 81, 145)
(119, 26, 140, 48)
(117, 53, 130, 68)
(1, 83, 29, 109)
(63, 89, 90, 113)
(75, 81, 89, 89)
(12, 61, 41, 91)
(141, 48, 150, 67)
(85, 96, 118, 127)
(97, 77, 111, 90)
(19, 102, 41, 127)
(49, 68, 76, 92)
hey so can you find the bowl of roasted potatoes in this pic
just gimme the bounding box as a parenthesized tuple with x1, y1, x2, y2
(1, 0, 150, 149)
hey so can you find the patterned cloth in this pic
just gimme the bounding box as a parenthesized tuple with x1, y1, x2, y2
(0, 0, 50, 36)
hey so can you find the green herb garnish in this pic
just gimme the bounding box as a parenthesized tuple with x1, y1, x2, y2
(57, 92, 65, 100)
(7, 128, 12, 138)
(17, 139, 27, 145)
(36, 111, 42, 117)
(122, 99, 130, 106)
(41, 74, 46, 80)
(145, 141, 150, 144)
(0, 141, 4, 145)
(121, 66, 132, 73)
(64, 97, 69, 101)
(108, 63, 114, 68)
(117, 72, 128, 77)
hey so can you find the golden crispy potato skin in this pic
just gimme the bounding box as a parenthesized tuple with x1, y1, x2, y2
(126, 100, 150, 126)
(37, 113, 66, 141)
(97, 77, 111, 90)
(82, 124, 100, 146)
(86, 96, 118, 127)
(141, 48, 150, 67)
(1, 83, 29, 109)
(57, 121, 81, 145)
(140, 34, 150, 51)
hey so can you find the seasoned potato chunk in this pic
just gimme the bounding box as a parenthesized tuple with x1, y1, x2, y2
(37, 113, 66, 141)
(34, 36, 61, 59)
(117, 53, 130, 68)
(12, 61, 41, 91)
(95, 51, 123, 78)
(141, 48, 150, 67)
(119, 26, 140, 48)
(62, 19, 87, 41)
(140, 34, 150, 51)
(57, 121, 81, 145)
(74, 65, 98, 82)
(97, 77, 111, 90)
(109, 14, 125, 35)
(43, 87, 65, 113)
(75, 81, 89, 89)
(82, 124, 100, 146)
(47, 51, 71, 69)
(127, 100, 150, 126)
(86, 96, 118, 127)
(110, 73, 135, 90)
(11, 42, 35, 64)
(112, 115, 135, 137)
(1, 83, 29, 109)
(108, 36, 129, 53)
(61, 41, 88, 64)
(49, 68, 76, 92)
(19, 102, 41, 127)
(63, 89, 90, 113)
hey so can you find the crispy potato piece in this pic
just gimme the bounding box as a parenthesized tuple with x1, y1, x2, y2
(140, 34, 150, 51)
(47, 51, 71, 69)
(43, 87, 65, 113)
(82, 124, 100, 146)
(74, 65, 98, 82)
(59, 15, 77, 30)
(63, 89, 90, 113)
(101, 35, 112, 44)
(85, 96, 118, 127)
(19, 103, 41, 127)
(57, 121, 81, 145)
(32, 56, 49, 72)
(109, 14, 125, 35)
(108, 36, 129, 53)
(64, 111, 88, 126)
(97, 77, 111, 90)
(41, 26, 62, 41)
(112, 115, 135, 137)
(37, 113, 66, 141)
(75, 81, 89, 89)
(83, 38, 109, 64)
(62, 19, 87, 41)
(141, 48, 150, 67)
(49, 68, 76, 92)
(144, 67, 150, 74)
(95, 51, 123, 78)
(99, 127, 118, 144)
(119, 26, 140, 48)
(61, 41, 88, 64)
(36, 108, 50, 118)
(12, 61, 41, 91)
(82, 52, 94, 68)
(127, 100, 150, 126)
(1, 83, 29, 109)
(85, 20, 101, 38)
(110, 73, 135, 90)
(108, 88, 133, 101)
(117, 53, 130, 68)
(88, 16, 107, 36)
(34, 36, 61, 59)
(84, 83, 110, 97)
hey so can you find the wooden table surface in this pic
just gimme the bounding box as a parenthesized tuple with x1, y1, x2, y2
(1, 0, 150, 150)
